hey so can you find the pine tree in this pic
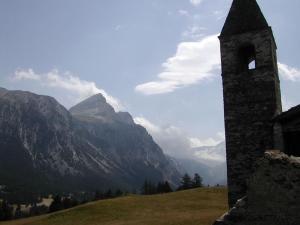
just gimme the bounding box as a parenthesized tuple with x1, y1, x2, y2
(156, 182, 164, 194)
(94, 190, 103, 200)
(115, 189, 123, 197)
(49, 195, 63, 213)
(14, 204, 22, 219)
(192, 173, 203, 188)
(163, 181, 173, 193)
(62, 197, 73, 209)
(104, 189, 113, 199)
(141, 180, 149, 195)
(149, 181, 157, 195)
(0, 200, 13, 221)
(179, 173, 193, 190)
(141, 180, 156, 195)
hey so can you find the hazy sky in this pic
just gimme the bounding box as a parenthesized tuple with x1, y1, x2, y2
(1, 0, 300, 160)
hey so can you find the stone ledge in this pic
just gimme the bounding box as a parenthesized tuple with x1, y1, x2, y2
(213, 150, 300, 225)
(264, 150, 300, 167)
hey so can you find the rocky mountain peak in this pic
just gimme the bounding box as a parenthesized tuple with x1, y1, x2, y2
(70, 93, 115, 121)
(0, 88, 181, 194)
(0, 89, 70, 121)
(70, 93, 134, 125)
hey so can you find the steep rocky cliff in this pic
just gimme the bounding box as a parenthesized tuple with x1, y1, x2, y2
(0, 88, 181, 195)
(70, 94, 181, 188)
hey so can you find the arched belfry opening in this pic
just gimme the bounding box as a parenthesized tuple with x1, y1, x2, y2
(238, 44, 256, 71)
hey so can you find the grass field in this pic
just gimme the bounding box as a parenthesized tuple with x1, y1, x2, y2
(1, 188, 228, 225)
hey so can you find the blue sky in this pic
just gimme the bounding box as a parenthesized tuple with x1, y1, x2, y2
(1, 0, 300, 161)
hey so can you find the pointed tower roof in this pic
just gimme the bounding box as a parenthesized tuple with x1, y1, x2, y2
(221, 0, 269, 37)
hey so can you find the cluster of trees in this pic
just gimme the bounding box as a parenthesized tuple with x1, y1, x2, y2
(178, 173, 203, 190)
(49, 189, 128, 213)
(0, 173, 204, 221)
(0, 185, 45, 205)
(141, 181, 173, 195)
(141, 173, 203, 196)
(49, 195, 79, 213)
(0, 200, 12, 221)
(94, 189, 125, 201)
(0, 200, 48, 221)
(0, 188, 129, 221)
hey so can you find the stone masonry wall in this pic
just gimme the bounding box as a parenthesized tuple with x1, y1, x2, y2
(214, 150, 300, 225)
(220, 28, 282, 207)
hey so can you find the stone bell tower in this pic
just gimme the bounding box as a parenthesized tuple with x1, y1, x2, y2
(219, 0, 282, 207)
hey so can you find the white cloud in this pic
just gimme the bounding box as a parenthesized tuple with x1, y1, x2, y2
(135, 38, 299, 96)
(213, 10, 225, 21)
(11, 69, 123, 111)
(278, 62, 300, 81)
(12, 69, 41, 81)
(189, 132, 225, 148)
(182, 25, 206, 40)
(213, 10, 223, 15)
(189, 137, 219, 148)
(134, 116, 225, 163)
(135, 34, 220, 95)
(134, 116, 195, 159)
(114, 25, 122, 31)
(194, 145, 225, 163)
(190, 0, 203, 6)
(178, 10, 189, 16)
(282, 95, 297, 112)
(134, 117, 161, 134)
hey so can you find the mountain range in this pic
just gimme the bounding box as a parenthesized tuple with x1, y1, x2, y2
(0, 87, 181, 198)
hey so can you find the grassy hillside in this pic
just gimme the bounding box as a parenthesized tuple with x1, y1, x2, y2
(1, 188, 228, 225)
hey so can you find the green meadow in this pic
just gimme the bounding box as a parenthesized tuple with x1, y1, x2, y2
(1, 188, 228, 225)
